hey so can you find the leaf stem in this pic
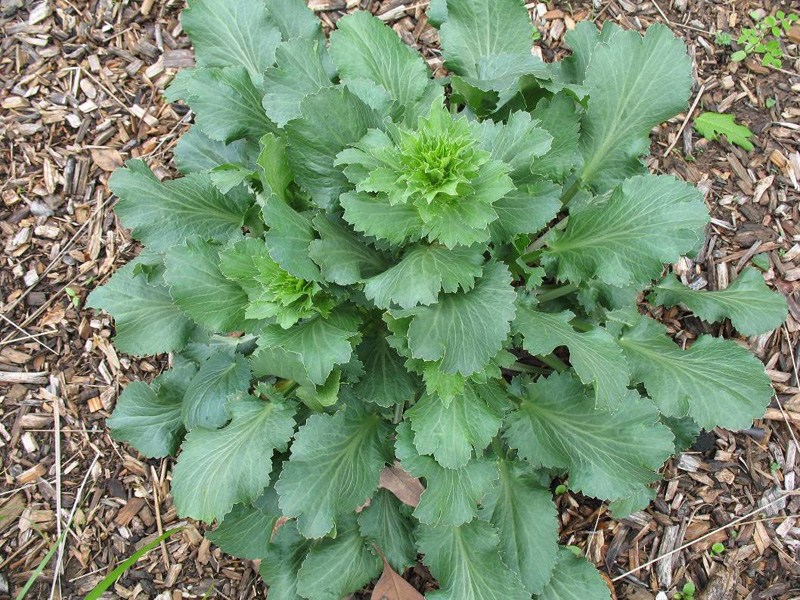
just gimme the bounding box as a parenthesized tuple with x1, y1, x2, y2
(506, 361, 548, 374)
(536, 353, 569, 373)
(392, 402, 404, 424)
(560, 179, 582, 205)
(536, 283, 579, 303)
(491, 436, 505, 458)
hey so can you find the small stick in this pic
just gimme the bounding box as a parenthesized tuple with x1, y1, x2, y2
(0, 371, 48, 384)
(663, 84, 706, 157)
(49, 376, 63, 600)
(151, 466, 170, 570)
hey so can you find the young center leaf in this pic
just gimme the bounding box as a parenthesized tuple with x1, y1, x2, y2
(652, 267, 787, 335)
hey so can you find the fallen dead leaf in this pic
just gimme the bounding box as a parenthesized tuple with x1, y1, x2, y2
(91, 148, 123, 172)
(371, 554, 424, 600)
(379, 462, 424, 507)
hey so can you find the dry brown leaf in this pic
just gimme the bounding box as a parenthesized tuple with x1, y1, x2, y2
(379, 462, 424, 507)
(371, 556, 424, 600)
(91, 148, 124, 172)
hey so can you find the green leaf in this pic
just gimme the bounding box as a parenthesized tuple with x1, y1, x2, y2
(264, 0, 325, 43)
(608, 487, 656, 519)
(364, 244, 484, 309)
(295, 514, 382, 600)
(107, 360, 198, 458)
(185, 67, 276, 143)
(285, 87, 382, 208)
(164, 238, 254, 333)
(392, 262, 516, 376)
(330, 11, 431, 118)
(578, 24, 693, 189)
(257, 134, 294, 201)
(172, 395, 296, 522)
(544, 174, 709, 287)
(406, 382, 507, 469)
(260, 521, 313, 600)
(206, 501, 278, 560)
(437, 0, 535, 79)
(505, 373, 674, 500)
(181, 0, 280, 79)
(309, 215, 391, 285)
(395, 422, 495, 526)
(173, 126, 259, 175)
(652, 268, 786, 335)
(538, 547, 612, 600)
(513, 305, 630, 410)
(353, 335, 421, 408)
(479, 459, 559, 594)
(182, 352, 251, 430)
(340, 191, 426, 246)
(553, 21, 601, 85)
(262, 195, 321, 281)
(529, 93, 581, 182)
(693, 111, 755, 151)
(472, 110, 552, 185)
(257, 307, 362, 386)
(489, 182, 561, 241)
(358, 489, 417, 572)
(209, 164, 255, 194)
(87, 261, 193, 356)
(617, 315, 774, 430)
(417, 519, 530, 600)
(263, 38, 332, 127)
(110, 160, 250, 251)
(276, 401, 392, 538)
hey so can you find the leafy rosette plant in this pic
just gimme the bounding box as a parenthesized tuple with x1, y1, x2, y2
(88, 0, 788, 598)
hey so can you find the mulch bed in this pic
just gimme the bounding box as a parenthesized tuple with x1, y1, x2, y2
(1, 0, 799, 598)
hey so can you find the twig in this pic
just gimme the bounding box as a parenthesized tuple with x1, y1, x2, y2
(0, 313, 56, 354)
(778, 326, 800, 454)
(651, 0, 671, 25)
(663, 83, 706, 157)
(0, 371, 48, 384)
(612, 491, 798, 581)
(48, 376, 63, 600)
(151, 466, 170, 570)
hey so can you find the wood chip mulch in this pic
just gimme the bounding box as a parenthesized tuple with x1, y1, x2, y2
(1, 0, 799, 599)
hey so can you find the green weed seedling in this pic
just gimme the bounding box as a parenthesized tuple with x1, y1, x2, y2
(732, 10, 799, 67)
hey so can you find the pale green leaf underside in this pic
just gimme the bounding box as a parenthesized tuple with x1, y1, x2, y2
(545, 174, 709, 287)
(505, 373, 674, 501)
(110, 160, 249, 252)
(652, 267, 787, 336)
(172, 396, 296, 522)
(618, 316, 774, 430)
(276, 402, 391, 538)
(417, 519, 530, 600)
(514, 305, 630, 410)
(479, 459, 559, 594)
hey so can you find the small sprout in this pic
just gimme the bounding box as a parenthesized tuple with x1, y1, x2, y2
(65, 287, 80, 308)
(711, 542, 726, 555)
(765, 98, 776, 109)
(732, 10, 798, 68)
(770, 461, 781, 472)
(676, 582, 697, 600)
(714, 31, 732, 46)
(555, 484, 568, 495)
